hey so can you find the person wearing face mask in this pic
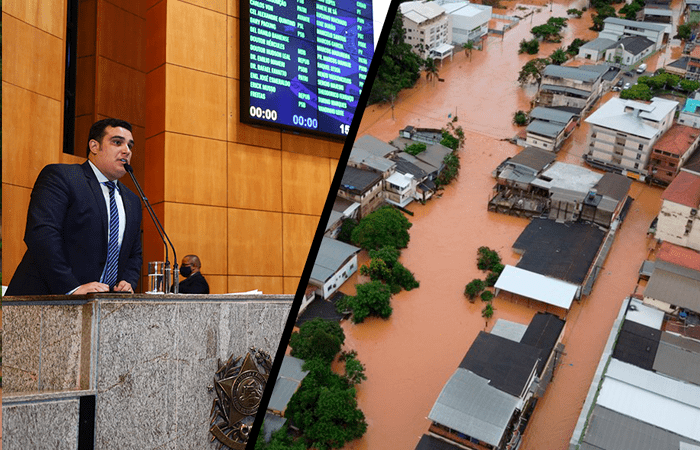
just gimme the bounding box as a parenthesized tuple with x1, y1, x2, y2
(175, 254, 209, 294)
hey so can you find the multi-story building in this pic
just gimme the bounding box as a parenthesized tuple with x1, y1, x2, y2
(655, 169, 700, 251)
(648, 124, 700, 185)
(437, 0, 492, 45)
(537, 65, 604, 114)
(400, 1, 453, 60)
(598, 17, 668, 51)
(584, 97, 678, 180)
(685, 46, 700, 80)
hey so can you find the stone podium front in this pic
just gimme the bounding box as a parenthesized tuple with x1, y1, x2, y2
(1, 293, 292, 449)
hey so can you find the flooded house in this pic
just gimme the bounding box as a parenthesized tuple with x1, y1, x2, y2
(307, 237, 360, 302)
(677, 91, 700, 127)
(535, 65, 604, 114)
(655, 170, 700, 249)
(400, 1, 453, 60)
(584, 96, 678, 180)
(520, 107, 579, 152)
(647, 124, 700, 185)
(572, 298, 700, 449)
(338, 166, 384, 219)
(263, 355, 309, 440)
(426, 313, 565, 450)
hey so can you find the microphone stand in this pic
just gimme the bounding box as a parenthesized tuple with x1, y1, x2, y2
(124, 163, 179, 293)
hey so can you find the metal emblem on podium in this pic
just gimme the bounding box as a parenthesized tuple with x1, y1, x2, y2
(209, 348, 272, 449)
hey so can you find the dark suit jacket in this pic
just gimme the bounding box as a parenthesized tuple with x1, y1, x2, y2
(6, 162, 143, 295)
(177, 271, 209, 294)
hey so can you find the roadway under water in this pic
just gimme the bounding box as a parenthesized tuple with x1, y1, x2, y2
(339, 0, 668, 448)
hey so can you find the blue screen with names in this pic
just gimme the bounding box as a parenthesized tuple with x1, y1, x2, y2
(241, 0, 374, 139)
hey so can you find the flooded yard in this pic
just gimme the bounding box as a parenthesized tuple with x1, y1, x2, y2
(338, 0, 668, 448)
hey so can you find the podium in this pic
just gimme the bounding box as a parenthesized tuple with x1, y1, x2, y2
(1, 293, 292, 449)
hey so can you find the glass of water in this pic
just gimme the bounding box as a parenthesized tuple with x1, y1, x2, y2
(148, 261, 165, 294)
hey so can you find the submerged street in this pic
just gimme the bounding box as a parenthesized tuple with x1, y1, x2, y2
(339, 0, 670, 448)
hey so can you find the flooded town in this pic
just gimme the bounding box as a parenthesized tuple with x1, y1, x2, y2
(258, 0, 700, 449)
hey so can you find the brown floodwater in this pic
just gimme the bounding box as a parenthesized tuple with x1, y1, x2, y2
(337, 1, 666, 449)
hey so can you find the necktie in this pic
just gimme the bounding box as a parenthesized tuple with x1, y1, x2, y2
(103, 181, 120, 287)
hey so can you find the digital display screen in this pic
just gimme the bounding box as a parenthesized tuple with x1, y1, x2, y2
(240, 0, 375, 140)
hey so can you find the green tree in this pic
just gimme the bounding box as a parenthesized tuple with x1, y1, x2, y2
(481, 290, 494, 302)
(436, 152, 461, 188)
(679, 79, 700, 93)
(404, 142, 427, 155)
(286, 360, 367, 450)
(351, 206, 412, 250)
(518, 58, 551, 85)
(360, 247, 419, 293)
(591, 5, 616, 31)
(477, 246, 502, 271)
(550, 48, 568, 65)
(519, 38, 540, 55)
(256, 423, 306, 450)
(337, 218, 358, 244)
(340, 350, 367, 386)
(369, 11, 424, 107)
(424, 57, 439, 84)
(440, 129, 461, 151)
(513, 110, 528, 126)
(289, 318, 345, 363)
(566, 38, 588, 55)
(620, 82, 653, 101)
(618, 0, 644, 20)
(463, 41, 475, 61)
(343, 281, 393, 323)
(676, 22, 695, 40)
(567, 8, 583, 17)
(531, 17, 568, 42)
(482, 302, 495, 319)
(464, 278, 486, 300)
(485, 263, 505, 287)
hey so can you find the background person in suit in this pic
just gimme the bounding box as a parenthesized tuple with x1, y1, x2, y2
(176, 254, 209, 294)
(6, 118, 142, 296)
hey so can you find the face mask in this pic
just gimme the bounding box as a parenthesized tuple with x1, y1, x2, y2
(180, 265, 192, 278)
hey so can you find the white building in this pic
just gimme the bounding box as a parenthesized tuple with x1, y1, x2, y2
(599, 17, 668, 52)
(655, 170, 700, 251)
(309, 237, 361, 300)
(400, 1, 453, 60)
(584, 97, 678, 179)
(437, 0, 492, 45)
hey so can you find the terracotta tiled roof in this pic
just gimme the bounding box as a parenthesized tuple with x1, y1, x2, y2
(657, 241, 700, 272)
(691, 46, 700, 60)
(653, 124, 699, 156)
(662, 170, 700, 207)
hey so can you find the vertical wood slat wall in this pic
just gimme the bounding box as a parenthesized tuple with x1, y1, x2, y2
(2, 0, 344, 294)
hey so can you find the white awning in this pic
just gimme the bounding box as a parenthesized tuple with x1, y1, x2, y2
(495, 265, 577, 310)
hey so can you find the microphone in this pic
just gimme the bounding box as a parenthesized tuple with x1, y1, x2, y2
(123, 162, 179, 293)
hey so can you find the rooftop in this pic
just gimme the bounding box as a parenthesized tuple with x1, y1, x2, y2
(653, 124, 700, 156)
(657, 241, 700, 272)
(400, 1, 446, 23)
(340, 166, 383, 194)
(614, 35, 655, 56)
(543, 65, 603, 83)
(310, 237, 360, 285)
(585, 97, 678, 139)
(603, 16, 668, 32)
(661, 170, 700, 208)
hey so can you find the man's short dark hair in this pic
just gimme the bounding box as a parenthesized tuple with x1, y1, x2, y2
(86, 118, 133, 157)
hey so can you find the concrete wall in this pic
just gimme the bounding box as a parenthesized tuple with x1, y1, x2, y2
(2, 294, 292, 449)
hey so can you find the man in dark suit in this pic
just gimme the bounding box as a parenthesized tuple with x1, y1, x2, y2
(177, 254, 209, 294)
(6, 118, 142, 296)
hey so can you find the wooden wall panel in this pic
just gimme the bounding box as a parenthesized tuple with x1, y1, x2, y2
(281, 132, 345, 159)
(228, 276, 284, 295)
(181, 0, 227, 14)
(284, 277, 302, 295)
(202, 275, 227, 294)
(227, 209, 284, 276)
(227, 143, 282, 212)
(162, 133, 228, 206)
(1, 185, 33, 283)
(145, 0, 166, 73)
(227, 78, 282, 148)
(2, 83, 63, 188)
(98, 0, 146, 72)
(97, 58, 146, 126)
(77, 0, 96, 57)
(3, 14, 64, 100)
(166, 64, 227, 140)
(227, 0, 239, 17)
(282, 213, 320, 278)
(227, 16, 239, 79)
(282, 152, 332, 215)
(110, 0, 146, 17)
(167, 1, 226, 75)
(144, 132, 166, 204)
(2, 0, 65, 37)
(146, 65, 166, 138)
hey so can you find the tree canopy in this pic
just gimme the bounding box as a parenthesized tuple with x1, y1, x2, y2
(351, 206, 412, 250)
(339, 280, 393, 323)
(518, 58, 551, 85)
(368, 10, 424, 105)
(289, 318, 346, 363)
(360, 246, 419, 294)
(531, 17, 568, 42)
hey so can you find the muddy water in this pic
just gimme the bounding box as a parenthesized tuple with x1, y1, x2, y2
(339, 2, 666, 449)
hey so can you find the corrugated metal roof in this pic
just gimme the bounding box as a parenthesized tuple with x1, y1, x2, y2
(495, 265, 577, 309)
(594, 172, 633, 202)
(427, 368, 519, 447)
(508, 147, 557, 171)
(539, 83, 591, 97)
(624, 298, 664, 329)
(597, 359, 700, 441)
(543, 65, 602, 83)
(585, 97, 678, 139)
(653, 332, 700, 386)
(580, 37, 618, 51)
(400, 1, 446, 22)
(268, 356, 309, 413)
(529, 107, 577, 124)
(340, 166, 383, 193)
(527, 120, 565, 138)
(604, 16, 668, 31)
(582, 405, 700, 450)
(490, 319, 528, 342)
(310, 237, 360, 284)
(644, 265, 700, 312)
(354, 134, 397, 158)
